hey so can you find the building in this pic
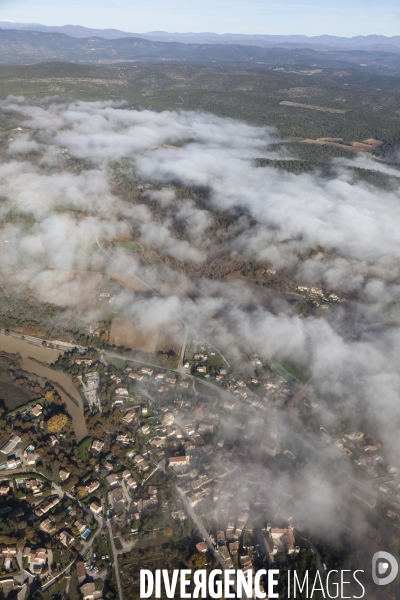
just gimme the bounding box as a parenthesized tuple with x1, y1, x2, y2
(0, 436, 21, 455)
(123, 411, 135, 424)
(141, 424, 150, 435)
(115, 387, 129, 396)
(86, 480, 100, 494)
(74, 519, 87, 534)
(90, 501, 102, 514)
(0, 547, 17, 558)
(91, 440, 104, 453)
(263, 524, 299, 563)
(169, 456, 188, 472)
(59, 530, 74, 547)
(106, 474, 119, 487)
(23, 547, 48, 573)
(34, 495, 60, 517)
(229, 542, 239, 554)
(39, 519, 56, 535)
(59, 469, 70, 482)
(126, 476, 137, 490)
(76, 561, 86, 583)
(6, 456, 21, 469)
(196, 542, 208, 553)
(111, 488, 125, 504)
(80, 582, 96, 600)
(31, 405, 43, 418)
(0, 482, 9, 496)
(151, 438, 165, 449)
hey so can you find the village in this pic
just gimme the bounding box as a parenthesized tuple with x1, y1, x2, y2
(0, 336, 399, 600)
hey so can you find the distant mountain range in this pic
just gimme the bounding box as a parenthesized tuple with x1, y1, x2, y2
(1, 27, 400, 73)
(2, 21, 400, 53)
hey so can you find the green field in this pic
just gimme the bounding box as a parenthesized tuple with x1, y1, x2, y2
(0, 358, 38, 410)
(113, 241, 143, 251)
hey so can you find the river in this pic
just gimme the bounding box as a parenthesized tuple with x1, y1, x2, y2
(0, 334, 88, 442)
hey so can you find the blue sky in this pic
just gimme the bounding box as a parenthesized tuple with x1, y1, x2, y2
(1, 0, 400, 36)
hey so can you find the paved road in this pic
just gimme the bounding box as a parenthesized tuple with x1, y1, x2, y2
(107, 518, 123, 600)
(177, 488, 250, 599)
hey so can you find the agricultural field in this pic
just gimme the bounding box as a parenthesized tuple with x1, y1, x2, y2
(0, 356, 38, 410)
(112, 241, 143, 251)
(109, 318, 159, 353)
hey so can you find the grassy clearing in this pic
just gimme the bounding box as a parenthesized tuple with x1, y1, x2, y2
(42, 577, 68, 600)
(0, 358, 38, 410)
(112, 241, 142, 251)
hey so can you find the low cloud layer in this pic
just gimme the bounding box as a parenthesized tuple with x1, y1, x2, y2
(1, 97, 400, 467)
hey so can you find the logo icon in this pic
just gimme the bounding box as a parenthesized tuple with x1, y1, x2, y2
(372, 551, 398, 586)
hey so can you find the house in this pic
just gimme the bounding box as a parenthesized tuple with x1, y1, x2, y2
(229, 542, 239, 554)
(80, 582, 96, 600)
(74, 519, 87, 534)
(76, 561, 86, 583)
(23, 547, 47, 573)
(141, 424, 150, 435)
(126, 476, 137, 490)
(0, 547, 17, 557)
(196, 365, 207, 373)
(169, 456, 188, 472)
(0, 482, 9, 496)
(128, 373, 143, 381)
(171, 510, 186, 521)
(123, 412, 135, 424)
(105, 461, 113, 471)
(111, 488, 125, 504)
(141, 368, 153, 375)
(59, 530, 74, 547)
(196, 542, 208, 553)
(6, 456, 21, 469)
(39, 519, 56, 535)
(223, 399, 235, 410)
(106, 474, 119, 487)
(345, 431, 364, 443)
(133, 454, 149, 471)
(31, 405, 43, 418)
(192, 434, 204, 446)
(34, 495, 60, 517)
(163, 413, 174, 426)
(122, 470, 131, 480)
(90, 501, 102, 514)
(115, 387, 129, 396)
(264, 524, 299, 559)
(59, 469, 70, 482)
(91, 440, 104, 453)
(151, 438, 165, 448)
(116, 434, 130, 444)
(0, 436, 21, 455)
(25, 478, 41, 495)
(86, 480, 100, 494)
(49, 435, 58, 446)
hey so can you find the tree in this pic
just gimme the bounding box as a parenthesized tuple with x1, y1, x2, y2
(47, 413, 69, 433)
(77, 486, 87, 498)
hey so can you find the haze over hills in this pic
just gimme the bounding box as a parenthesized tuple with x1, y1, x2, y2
(2, 21, 400, 52)
(2, 27, 400, 74)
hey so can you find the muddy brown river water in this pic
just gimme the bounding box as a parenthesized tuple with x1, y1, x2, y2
(0, 334, 88, 441)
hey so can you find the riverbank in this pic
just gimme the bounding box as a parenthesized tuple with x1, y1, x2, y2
(0, 334, 88, 441)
